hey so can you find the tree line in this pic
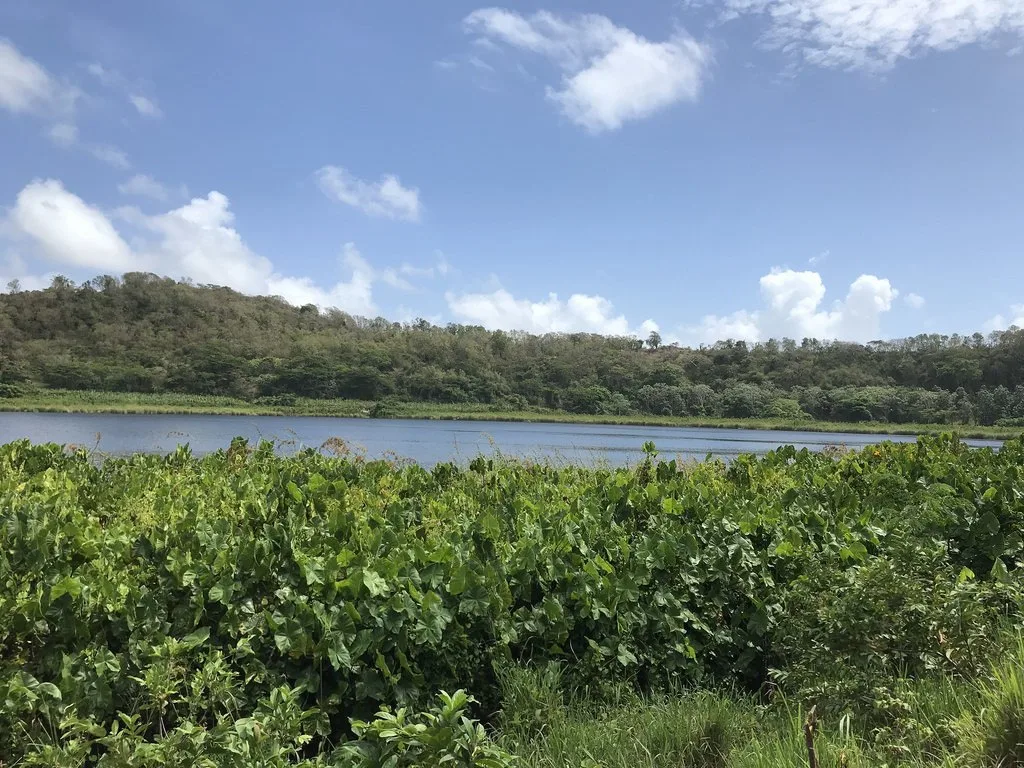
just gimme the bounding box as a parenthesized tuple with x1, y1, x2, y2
(2, 273, 1023, 426)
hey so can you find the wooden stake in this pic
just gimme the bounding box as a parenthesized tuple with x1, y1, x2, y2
(804, 705, 819, 768)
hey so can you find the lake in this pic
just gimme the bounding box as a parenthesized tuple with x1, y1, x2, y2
(0, 412, 1005, 465)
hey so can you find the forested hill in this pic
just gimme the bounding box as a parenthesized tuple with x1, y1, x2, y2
(2, 273, 1024, 426)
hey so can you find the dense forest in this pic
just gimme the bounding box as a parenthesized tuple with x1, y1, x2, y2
(2, 273, 1024, 426)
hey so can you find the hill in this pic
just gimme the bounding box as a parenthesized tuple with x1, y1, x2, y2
(2, 273, 1023, 426)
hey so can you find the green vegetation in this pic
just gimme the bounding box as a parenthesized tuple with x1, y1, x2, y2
(2, 388, 1020, 439)
(3, 274, 1024, 429)
(4, 435, 1024, 765)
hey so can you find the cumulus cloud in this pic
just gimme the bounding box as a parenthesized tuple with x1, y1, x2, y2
(118, 174, 170, 201)
(446, 268, 904, 343)
(1, 179, 408, 318)
(129, 94, 162, 118)
(985, 304, 1024, 332)
(905, 292, 926, 309)
(679, 269, 899, 345)
(316, 166, 422, 222)
(446, 286, 656, 336)
(0, 39, 78, 116)
(8, 180, 135, 272)
(711, 0, 1024, 71)
(463, 8, 710, 132)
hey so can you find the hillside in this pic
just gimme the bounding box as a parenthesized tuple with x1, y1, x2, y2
(2, 273, 1024, 426)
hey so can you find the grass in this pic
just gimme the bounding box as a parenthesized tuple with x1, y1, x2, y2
(497, 640, 1024, 768)
(0, 389, 1018, 440)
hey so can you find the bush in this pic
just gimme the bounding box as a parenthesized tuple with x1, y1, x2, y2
(369, 398, 400, 418)
(340, 690, 517, 767)
(3, 436, 1024, 764)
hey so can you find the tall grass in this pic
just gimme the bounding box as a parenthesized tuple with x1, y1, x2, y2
(498, 636, 1024, 768)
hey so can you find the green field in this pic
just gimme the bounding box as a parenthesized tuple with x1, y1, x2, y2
(1, 388, 1019, 440)
(3, 436, 1024, 765)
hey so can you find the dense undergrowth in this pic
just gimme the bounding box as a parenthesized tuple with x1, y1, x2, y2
(2, 435, 1024, 766)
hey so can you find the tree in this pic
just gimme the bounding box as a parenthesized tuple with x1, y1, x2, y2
(647, 330, 662, 350)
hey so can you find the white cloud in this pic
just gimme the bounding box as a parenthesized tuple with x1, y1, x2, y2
(463, 9, 710, 132)
(712, 0, 1024, 71)
(7, 180, 135, 272)
(905, 292, 926, 309)
(86, 62, 119, 87)
(398, 253, 453, 280)
(447, 267, 904, 343)
(377, 254, 455, 291)
(985, 304, 1024, 332)
(2, 180, 392, 317)
(89, 145, 131, 169)
(48, 122, 78, 148)
(808, 249, 829, 266)
(129, 94, 162, 118)
(0, 39, 77, 116)
(118, 174, 169, 201)
(678, 269, 899, 345)
(316, 165, 422, 222)
(446, 286, 656, 336)
(378, 268, 416, 291)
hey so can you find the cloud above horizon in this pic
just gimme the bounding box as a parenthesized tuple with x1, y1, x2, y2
(678, 269, 900, 345)
(0, 179, 430, 318)
(446, 268, 903, 345)
(985, 304, 1024, 332)
(447, 286, 660, 337)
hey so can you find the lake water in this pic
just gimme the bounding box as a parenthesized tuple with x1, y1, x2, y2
(0, 412, 1005, 466)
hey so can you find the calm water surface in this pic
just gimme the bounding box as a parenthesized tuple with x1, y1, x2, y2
(0, 412, 1005, 466)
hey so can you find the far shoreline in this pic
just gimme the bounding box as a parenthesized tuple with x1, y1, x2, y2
(0, 390, 1018, 441)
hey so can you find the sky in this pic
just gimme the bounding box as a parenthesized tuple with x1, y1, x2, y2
(1, 0, 1022, 346)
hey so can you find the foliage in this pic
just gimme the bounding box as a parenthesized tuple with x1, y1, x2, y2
(3, 435, 1024, 764)
(4, 275, 1024, 425)
(953, 637, 1024, 768)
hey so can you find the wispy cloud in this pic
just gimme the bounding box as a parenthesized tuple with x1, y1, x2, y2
(129, 94, 162, 118)
(47, 122, 78, 148)
(0, 39, 79, 117)
(88, 62, 163, 119)
(707, 0, 1024, 71)
(89, 145, 131, 169)
(316, 166, 422, 222)
(118, 174, 169, 201)
(808, 249, 829, 266)
(904, 292, 926, 310)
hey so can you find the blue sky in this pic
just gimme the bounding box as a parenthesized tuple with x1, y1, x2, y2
(1, 0, 1022, 344)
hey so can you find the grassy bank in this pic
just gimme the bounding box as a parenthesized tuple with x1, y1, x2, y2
(0, 388, 1018, 439)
